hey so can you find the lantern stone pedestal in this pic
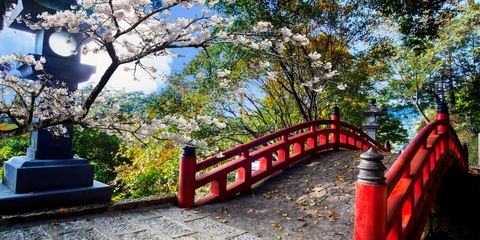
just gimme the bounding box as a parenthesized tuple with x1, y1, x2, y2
(0, 130, 112, 214)
(0, 0, 112, 214)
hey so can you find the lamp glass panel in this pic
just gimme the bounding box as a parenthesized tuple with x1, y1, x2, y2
(49, 31, 77, 57)
(367, 115, 376, 123)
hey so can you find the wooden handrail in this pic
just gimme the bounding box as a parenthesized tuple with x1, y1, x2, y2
(178, 109, 389, 208)
(355, 102, 469, 240)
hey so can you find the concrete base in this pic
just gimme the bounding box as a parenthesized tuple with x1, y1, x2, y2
(3, 156, 94, 193)
(0, 180, 112, 215)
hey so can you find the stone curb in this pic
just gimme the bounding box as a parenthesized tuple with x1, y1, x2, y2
(0, 194, 177, 225)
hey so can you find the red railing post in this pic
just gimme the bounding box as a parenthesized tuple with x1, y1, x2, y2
(436, 101, 449, 133)
(384, 140, 391, 152)
(355, 148, 387, 240)
(307, 125, 316, 149)
(331, 106, 340, 150)
(436, 101, 450, 158)
(178, 146, 197, 208)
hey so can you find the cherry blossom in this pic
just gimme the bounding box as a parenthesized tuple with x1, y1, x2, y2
(0, 0, 341, 150)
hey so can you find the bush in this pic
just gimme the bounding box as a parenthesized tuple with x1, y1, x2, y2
(112, 142, 181, 200)
(73, 127, 129, 184)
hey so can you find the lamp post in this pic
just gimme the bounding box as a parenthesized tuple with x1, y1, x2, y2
(0, 0, 111, 214)
(359, 99, 384, 141)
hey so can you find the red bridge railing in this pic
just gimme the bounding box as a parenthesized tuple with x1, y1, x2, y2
(178, 106, 389, 208)
(355, 102, 469, 240)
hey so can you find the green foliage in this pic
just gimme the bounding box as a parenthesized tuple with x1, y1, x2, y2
(0, 124, 29, 164)
(455, 76, 480, 133)
(376, 112, 409, 150)
(0, 136, 29, 163)
(0, 124, 29, 177)
(176, 0, 390, 145)
(73, 127, 129, 184)
(0, 0, 16, 31)
(369, 0, 456, 52)
(468, 136, 478, 166)
(113, 142, 181, 200)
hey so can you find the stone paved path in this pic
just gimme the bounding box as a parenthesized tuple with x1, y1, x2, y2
(195, 150, 398, 239)
(0, 149, 398, 240)
(0, 203, 259, 240)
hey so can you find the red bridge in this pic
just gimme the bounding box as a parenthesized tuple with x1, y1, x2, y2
(177, 102, 469, 239)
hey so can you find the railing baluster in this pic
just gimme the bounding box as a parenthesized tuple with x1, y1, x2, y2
(259, 156, 270, 171)
(387, 219, 402, 240)
(293, 142, 302, 155)
(178, 146, 197, 208)
(211, 178, 226, 197)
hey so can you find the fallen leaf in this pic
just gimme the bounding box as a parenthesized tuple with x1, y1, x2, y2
(299, 229, 305, 232)
(282, 214, 288, 217)
(334, 232, 343, 235)
(276, 236, 282, 239)
(216, 216, 222, 219)
(50, 222, 60, 226)
(313, 221, 319, 225)
(58, 207, 68, 213)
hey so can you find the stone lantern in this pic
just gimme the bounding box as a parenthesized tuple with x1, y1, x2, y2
(359, 99, 384, 141)
(0, 0, 111, 214)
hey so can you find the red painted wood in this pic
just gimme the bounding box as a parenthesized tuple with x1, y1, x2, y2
(178, 154, 197, 208)
(379, 113, 469, 239)
(354, 183, 387, 240)
(177, 114, 390, 208)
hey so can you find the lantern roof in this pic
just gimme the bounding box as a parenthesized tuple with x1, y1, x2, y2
(6, 0, 77, 32)
(360, 99, 384, 116)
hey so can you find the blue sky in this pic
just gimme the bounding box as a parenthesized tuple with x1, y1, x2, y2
(0, 5, 202, 94)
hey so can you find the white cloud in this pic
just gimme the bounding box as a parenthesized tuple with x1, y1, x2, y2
(80, 46, 172, 94)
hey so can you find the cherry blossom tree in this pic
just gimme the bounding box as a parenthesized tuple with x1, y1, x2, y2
(0, 0, 333, 148)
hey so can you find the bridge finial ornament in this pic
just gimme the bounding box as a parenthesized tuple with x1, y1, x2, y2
(182, 145, 197, 158)
(355, 148, 388, 239)
(437, 101, 449, 114)
(332, 105, 340, 116)
(357, 148, 387, 186)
